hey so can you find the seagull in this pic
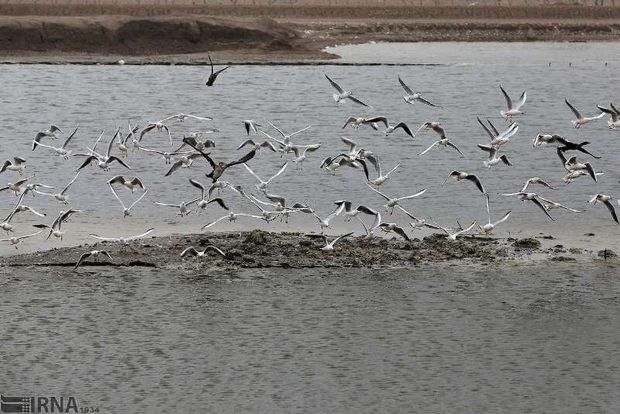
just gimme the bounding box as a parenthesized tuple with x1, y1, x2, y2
(243, 162, 288, 192)
(565, 98, 605, 128)
(555, 136, 601, 159)
(109, 186, 148, 217)
(77, 132, 131, 171)
(188, 178, 229, 211)
(557, 148, 597, 182)
(0, 177, 31, 196)
(291, 144, 321, 167)
(243, 120, 261, 135)
(445, 171, 486, 195)
(35, 172, 80, 204)
(587, 194, 618, 224)
(499, 85, 527, 120)
(0, 157, 27, 175)
(324, 74, 369, 107)
(32, 126, 78, 157)
(365, 117, 415, 138)
(177, 135, 216, 152)
(334, 201, 377, 221)
(398, 76, 439, 107)
(342, 116, 379, 130)
(139, 120, 173, 146)
(74, 250, 113, 269)
(313, 203, 346, 232)
(0, 230, 43, 249)
(181, 245, 226, 258)
(320, 154, 369, 178)
(477, 145, 512, 168)
(202, 212, 270, 229)
(155, 200, 194, 216)
(366, 184, 427, 214)
(416, 122, 464, 157)
(205, 53, 230, 86)
(533, 133, 562, 147)
(368, 160, 400, 186)
(480, 198, 511, 234)
(164, 153, 204, 176)
(597, 103, 620, 129)
(5, 193, 46, 219)
(108, 175, 145, 192)
(379, 222, 410, 241)
(161, 113, 213, 123)
(320, 232, 354, 252)
(182, 136, 256, 182)
(139, 145, 194, 165)
(539, 198, 583, 213)
(425, 221, 477, 241)
(263, 121, 311, 154)
(236, 139, 278, 154)
(118, 122, 140, 157)
(34, 125, 62, 142)
(207, 180, 238, 199)
(501, 192, 554, 220)
(359, 210, 382, 238)
(89, 228, 155, 244)
(477, 117, 518, 148)
(34, 208, 81, 240)
(520, 177, 555, 192)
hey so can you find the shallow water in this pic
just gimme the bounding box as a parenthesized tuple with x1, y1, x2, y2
(0, 261, 618, 412)
(0, 42, 619, 255)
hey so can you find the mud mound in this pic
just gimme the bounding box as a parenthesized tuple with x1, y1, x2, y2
(0, 15, 299, 55)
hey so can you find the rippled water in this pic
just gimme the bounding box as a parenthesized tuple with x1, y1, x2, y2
(1, 42, 619, 255)
(1, 262, 619, 412)
(1, 43, 620, 412)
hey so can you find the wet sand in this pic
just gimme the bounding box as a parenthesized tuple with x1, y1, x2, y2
(1, 230, 614, 271)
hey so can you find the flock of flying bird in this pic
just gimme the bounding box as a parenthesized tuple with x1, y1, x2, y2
(1, 68, 619, 269)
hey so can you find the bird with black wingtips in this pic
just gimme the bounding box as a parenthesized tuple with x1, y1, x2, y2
(182, 136, 256, 183)
(205, 53, 230, 86)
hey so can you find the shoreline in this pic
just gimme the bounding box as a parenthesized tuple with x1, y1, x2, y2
(1, 230, 616, 271)
(0, 12, 618, 64)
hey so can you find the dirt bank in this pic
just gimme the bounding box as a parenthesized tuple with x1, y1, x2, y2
(0, 230, 611, 271)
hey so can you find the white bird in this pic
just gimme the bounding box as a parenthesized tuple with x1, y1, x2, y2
(369, 160, 400, 186)
(291, 144, 321, 167)
(6, 193, 46, 219)
(161, 113, 213, 123)
(181, 245, 226, 258)
(243, 162, 288, 191)
(202, 212, 271, 230)
(35, 209, 81, 240)
(501, 192, 554, 220)
(379, 222, 410, 241)
(499, 85, 527, 120)
(188, 178, 229, 211)
(366, 184, 427, 214)
(477, 145, 512, 168)
(0, 157, 27, 175)
(236, 139, 278, 154)
(477, 117, 518, 148)
(425, 221, 477, 241)
(36, 172, 80, 204)
(359, 210, 382, 238)
(74, 250, 113, 269)
(0, 230, 43, 249)
(597, 103, 620, 129)
(313, 203, 346, 232)
(416, 122, 464, 157)
(365, 116, 415, 138)
(32, 126, 78, 158)
(164, 153, 204, 176)
(34, 125, 62, 142)
(398, 76, 440, 107)
(108, 175, 145, 192)
(321, 232, 354, 252)
(154, 200, 194, 216)
(77, 132, 130, 171)
(565, 98, 605, 128)
(140, 120, 173, 146)
(324, 74, 369, 107)
(445, 171, 486, 195)
(520, 177, 555, 192)
(588, 194, 618, 224)
(480, 198, 511, 234)
(139, 145, 194, 165)
(110, 186, 148, 217)
(89, 228, 155, 244)
(334, 201, 377, 222)
(0, 177, 30, 196)
(243, 120, 261, 135)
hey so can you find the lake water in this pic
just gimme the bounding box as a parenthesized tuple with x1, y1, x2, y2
(0, 42, 619, 412)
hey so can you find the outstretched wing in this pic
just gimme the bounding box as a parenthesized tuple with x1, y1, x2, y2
(324, 74, 344, 93)
(500, 85, 513, 109)
(227, 149, 256, 169)
(565, 98, 582, 119)
(397, 76, 414, 95)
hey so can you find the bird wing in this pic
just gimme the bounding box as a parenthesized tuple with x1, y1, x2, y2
(394, 122, 414, 137)
(340, 136, 357, 152)
(202, 215, 229, 230)
(514, 91, 527, 110)
(603, 200, 619, 223)
(417, 141, 439, 156)
(207, 198, 229, 210)
(446, 141, 465, 157)
(227, 149, 257, 169)
(165, 160, 184, 177)
(492, 211, 511, 226)
(62, 127, 79, 149)
(397, 76, 414, 95)
(62, 173, 80, 194)
(531, 197, 555, 221)
(477, 117, 496, 139)
(189, 178, 205, 199)
(108, 184, 127, 210)
(365, 116, 389, 128)
(126, 228, 155, 241)
(366, 183, 391, 201)
(243, 163, 264, 183)
(324, 74, 344, 93)
(465, 174, 486, 194)
(266, 162, 288, 184)
(76, 155, 97, 171)
(128, 190, 148, 210)
(74, 251, 93, 269)
(182, 137, 216, 168)
(331, 232, 354, 246)
(500, 85, 513, 109)
(139, 124, 157, 141)
(237, 139, 256, 150)
(398, 188, 427, 201)
(109, 156, 131, 169)
(205, 245, 226, 256)
(565, 98, 582, 119)
(181, 247, 198, 257)
(392, 226, 410, 241)
(417, 96, 438, 107)
(348, 95, 369, 107)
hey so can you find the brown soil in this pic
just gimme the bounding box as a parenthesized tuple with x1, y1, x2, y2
(0, 5, 618, 63)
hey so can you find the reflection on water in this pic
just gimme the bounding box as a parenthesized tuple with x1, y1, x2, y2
(0, 262, 618, 412)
